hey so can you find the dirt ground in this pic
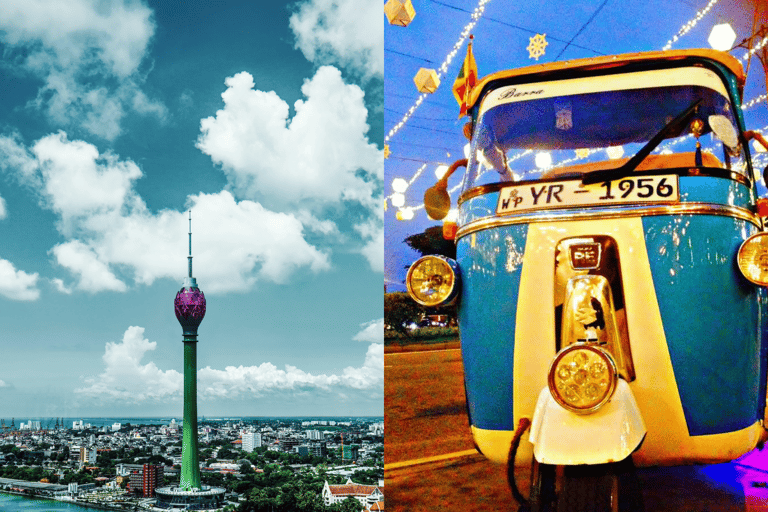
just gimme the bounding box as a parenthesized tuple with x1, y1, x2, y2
(385, 345, 768, 511)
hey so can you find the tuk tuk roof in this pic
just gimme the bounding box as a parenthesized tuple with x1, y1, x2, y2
(467, 49, 746, 111)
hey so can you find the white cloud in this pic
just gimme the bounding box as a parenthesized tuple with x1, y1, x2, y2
(0, 258, 40, 301)
(32, 131, 142, 232)
(52, 240, 127, 293)
(0, 0, 166, 139)
(197, 67, 381, 208)
(75, 326, 181, 401)
(199, 341, 382, 396)
(353, 318, 383, 343)
(338, 342, 383, 390)
(51, 277, 73, 295)
(0, 133, 40, 185)
(0, 131, 332, 293)
(76, 326, 383, 402)
(0, 380, 7, 388)
(289, 0, 383, 79)
(196, 67, 382, 269)
(355, 219, 383, 272)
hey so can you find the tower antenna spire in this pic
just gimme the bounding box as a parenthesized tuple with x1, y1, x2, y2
(188, 210, 193, 278)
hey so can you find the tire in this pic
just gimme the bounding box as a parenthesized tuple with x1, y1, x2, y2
(527, 458, 643, 512)
(528, 460, 556, 512)
(558, 458, 643, 512)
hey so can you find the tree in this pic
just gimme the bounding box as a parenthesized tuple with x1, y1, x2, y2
(404, 225, 456, 259)
(384, 292, 423, 336)
(331, 497, 364, 512)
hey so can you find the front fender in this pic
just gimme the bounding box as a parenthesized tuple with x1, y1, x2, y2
(529, 379, 646, 465)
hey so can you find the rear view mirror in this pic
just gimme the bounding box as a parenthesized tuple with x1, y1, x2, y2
(423, 159, 467, 220)
(424, 185, 451, 220)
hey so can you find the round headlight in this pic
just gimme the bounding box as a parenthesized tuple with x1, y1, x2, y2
(548, 344, 618, 414)
(738, 232, 768, 286)
(406, 256, 460, 306)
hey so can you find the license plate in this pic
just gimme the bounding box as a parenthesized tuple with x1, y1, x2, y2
(496, 174, 679, 215)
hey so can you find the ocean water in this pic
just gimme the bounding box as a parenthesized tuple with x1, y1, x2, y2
(0, 493, 95, 511)
(1, 416, 380, 430)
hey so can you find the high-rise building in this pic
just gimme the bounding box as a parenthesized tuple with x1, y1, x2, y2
(128, 464, 164, 497)
(342, 444, 359, 461)
(143, 464, 163, 497)
(80, 446, 97, 464)
(306, 430, 322, 440)
(309, 441, 327, 458)
(279, 438, 301, 452)
(242, 432, 262, 453)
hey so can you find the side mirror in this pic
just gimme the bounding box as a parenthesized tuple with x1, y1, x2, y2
(424, 159, 468, 220)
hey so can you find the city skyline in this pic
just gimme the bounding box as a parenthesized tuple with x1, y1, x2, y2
(0, 0, 383, 417)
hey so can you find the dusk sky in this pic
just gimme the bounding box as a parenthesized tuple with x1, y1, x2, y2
(384, 0, 768, 291)
(0, 0, 383, 418)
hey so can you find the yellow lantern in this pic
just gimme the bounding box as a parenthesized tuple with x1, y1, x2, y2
(414, 68, 440, 94)
(384, 0, 415, 27)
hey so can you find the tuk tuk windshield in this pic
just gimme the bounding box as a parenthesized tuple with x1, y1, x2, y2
(464, 66, 747, 191)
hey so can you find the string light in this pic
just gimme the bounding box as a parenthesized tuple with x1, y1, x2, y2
(387, 1, 768, 220)
(662, 0, 721, 51)
(384, 0, 493, 143)
(742, 94, 768, 111)
(740, 35, 768, 63)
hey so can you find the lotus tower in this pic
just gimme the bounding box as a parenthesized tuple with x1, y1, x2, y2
(154, 212, 224, 510)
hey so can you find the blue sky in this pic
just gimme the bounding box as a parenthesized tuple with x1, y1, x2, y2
(0, 0, 383, 418)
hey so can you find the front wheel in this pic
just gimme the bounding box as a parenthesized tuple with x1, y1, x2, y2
(528, 458, 643, 512)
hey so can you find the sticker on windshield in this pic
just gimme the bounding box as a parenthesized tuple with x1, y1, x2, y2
(496, 175, 679, 215)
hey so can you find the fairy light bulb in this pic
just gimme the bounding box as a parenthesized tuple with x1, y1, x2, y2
(392, 178, 408, 193)
(535, 152, 552, 168)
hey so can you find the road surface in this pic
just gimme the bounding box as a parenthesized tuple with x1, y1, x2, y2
(385, 345, 768, 511)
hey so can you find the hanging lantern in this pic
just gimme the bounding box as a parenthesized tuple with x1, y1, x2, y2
(414, 68, 440, 93)
(391, 193, 405, 207)
(708, 23, 737, 51)
(384, 0, 415, 27)
(392, 178, 409, 193)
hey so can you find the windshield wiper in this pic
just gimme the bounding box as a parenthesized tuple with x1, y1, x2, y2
(581, 98, 703, 185)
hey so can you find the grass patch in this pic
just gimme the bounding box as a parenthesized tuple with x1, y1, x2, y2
(385, 326, 459, 346)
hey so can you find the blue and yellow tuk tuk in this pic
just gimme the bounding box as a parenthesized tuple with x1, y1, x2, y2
(406, 49, 768, 510)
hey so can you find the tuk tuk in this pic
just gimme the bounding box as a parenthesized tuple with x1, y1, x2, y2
(405, 49, 768, 511)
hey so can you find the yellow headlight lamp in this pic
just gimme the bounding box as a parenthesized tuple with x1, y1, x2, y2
(738, 232, 768, 286)
(548, 344, 618, 414)
(406, 255, 460, 307)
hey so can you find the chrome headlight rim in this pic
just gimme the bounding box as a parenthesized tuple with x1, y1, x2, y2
(406, 255, 459, 307)
(737, 231, 768, 286)
(547, 343, 618, 415)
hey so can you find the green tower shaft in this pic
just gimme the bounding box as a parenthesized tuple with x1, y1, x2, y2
(180, 337, 201, 490)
